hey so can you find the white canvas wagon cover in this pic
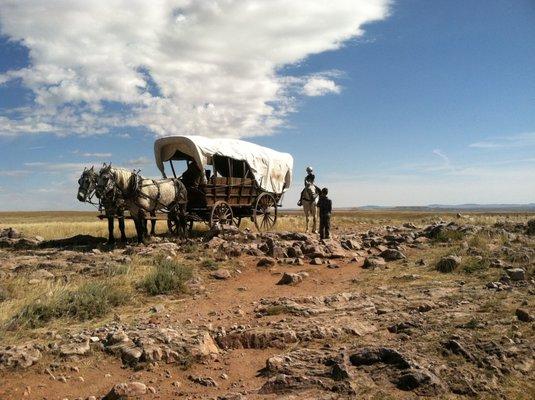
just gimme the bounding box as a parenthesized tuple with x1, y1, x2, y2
(154, 135, 293, 194)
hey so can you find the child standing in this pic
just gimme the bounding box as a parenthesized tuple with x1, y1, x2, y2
(317, 187, 332, 239)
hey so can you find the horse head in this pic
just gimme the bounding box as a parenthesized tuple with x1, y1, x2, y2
(96, 164, 116, 199)
(77, 166, 97, 202)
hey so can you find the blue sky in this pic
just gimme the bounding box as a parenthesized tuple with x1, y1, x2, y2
(0, 0, 534, 210)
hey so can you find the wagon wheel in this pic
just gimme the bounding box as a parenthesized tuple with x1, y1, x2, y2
(210, 201, 234, 228)
(253, 192, 278, 231)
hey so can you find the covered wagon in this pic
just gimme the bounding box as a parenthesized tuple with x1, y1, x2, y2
(154, 135, 293, 232)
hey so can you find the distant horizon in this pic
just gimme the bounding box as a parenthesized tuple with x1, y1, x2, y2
(2, 202, 535, 214)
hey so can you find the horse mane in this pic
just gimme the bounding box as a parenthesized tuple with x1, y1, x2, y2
(110, 167, 136, 191)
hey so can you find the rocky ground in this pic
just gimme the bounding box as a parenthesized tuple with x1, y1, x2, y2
(0, 216, 534, 399)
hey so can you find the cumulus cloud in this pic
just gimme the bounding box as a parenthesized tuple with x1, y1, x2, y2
(302, 77, 341, 96)
(0, 0, 390, 138)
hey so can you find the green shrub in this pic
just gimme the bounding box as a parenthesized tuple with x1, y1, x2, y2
(462, 257, 490, 274)
(182, 243, 198, 253)
(0, 286, 9, 302)
(468, 234, 490, 250)
(201, 259, 218, 270)
(9, 282, 129, 329)
(140, 258, 193, 295)
(433, 230, 465, 243)
(60, 282, 130, 320)
(11, 301, 57, 328)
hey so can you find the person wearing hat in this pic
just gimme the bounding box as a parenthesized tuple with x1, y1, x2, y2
(297, 166, 316, 206)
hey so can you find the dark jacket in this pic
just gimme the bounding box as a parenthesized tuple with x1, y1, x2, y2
(304, 173, 315, 186)
(318, 195, 332, 215)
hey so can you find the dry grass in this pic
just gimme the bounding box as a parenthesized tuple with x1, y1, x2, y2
(0, 212, 167, 240)
(1, 210, 533, 343)
(3, 210, 533, 240)
(0, 255, 154, 342)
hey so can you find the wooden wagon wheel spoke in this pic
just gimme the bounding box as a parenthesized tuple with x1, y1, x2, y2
(253, 192, 278, 232)
(210, 201, 233, 228)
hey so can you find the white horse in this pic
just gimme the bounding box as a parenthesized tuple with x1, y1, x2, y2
(301, 182, 320, 233)
(97, 165, 188, 243)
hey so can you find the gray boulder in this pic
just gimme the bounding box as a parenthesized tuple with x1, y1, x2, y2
(363, 257, 386, 269)
(380, 249, 406, 261)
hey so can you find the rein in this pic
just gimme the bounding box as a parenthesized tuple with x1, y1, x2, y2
(108, 169, 182, 213)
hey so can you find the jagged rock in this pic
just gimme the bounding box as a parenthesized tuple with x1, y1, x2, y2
(363, 257, 386, 269)
(216, 327, 298, 350)
(311, 257, 323, 265)
(59, 340, 90, 356)
(257, 257, 276, 267)
(341, 239, 361, 251)
(436, 255, 461, 273)
(322, 239, 346, 258)
(349, 347, 410, 368)
(330, 363, 350, 381)
(388, 321, 417, 334)
(188, 375, 218, 387)
(121, 345, 143, 365)
(141, 344, 163, 362)
(442, 339, 475, 362)
(278, 232, 309, 241)
(0, 227, 21, 238)
(0, 345, 41, 369)
(286, 246, 303, 258)
(303, 244, 326, 258)
(396, 370, 434, 391)
(211, 269, 231, 280)
(516, 308, 533, 322)
(527, 219, 535, 235)
(266, 238, 286, 259)
(505, 268, 526, 281)
(277, 272, 308, 285)
(380, 249, 406, 261)
(107, 330, 130, 345)
(103, 382, 147, 399)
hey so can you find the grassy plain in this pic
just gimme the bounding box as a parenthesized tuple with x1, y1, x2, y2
(1, 210, 533, 343)
(1, 210, 533, 240)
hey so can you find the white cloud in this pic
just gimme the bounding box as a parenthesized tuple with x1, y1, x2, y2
(0, 0, 390, 138)
(302, 77, 341, 96)
(83, 152, 112, 158)
(469, 132, 535, 149)
(123, 156, 152, 167)
(432, 149, 450, 164)
(0, 169, 30, 177)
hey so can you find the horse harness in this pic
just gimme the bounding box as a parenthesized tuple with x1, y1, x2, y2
(123, 171, 186, 213)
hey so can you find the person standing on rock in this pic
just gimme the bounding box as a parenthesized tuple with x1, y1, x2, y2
(318, 187, 332, 239)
